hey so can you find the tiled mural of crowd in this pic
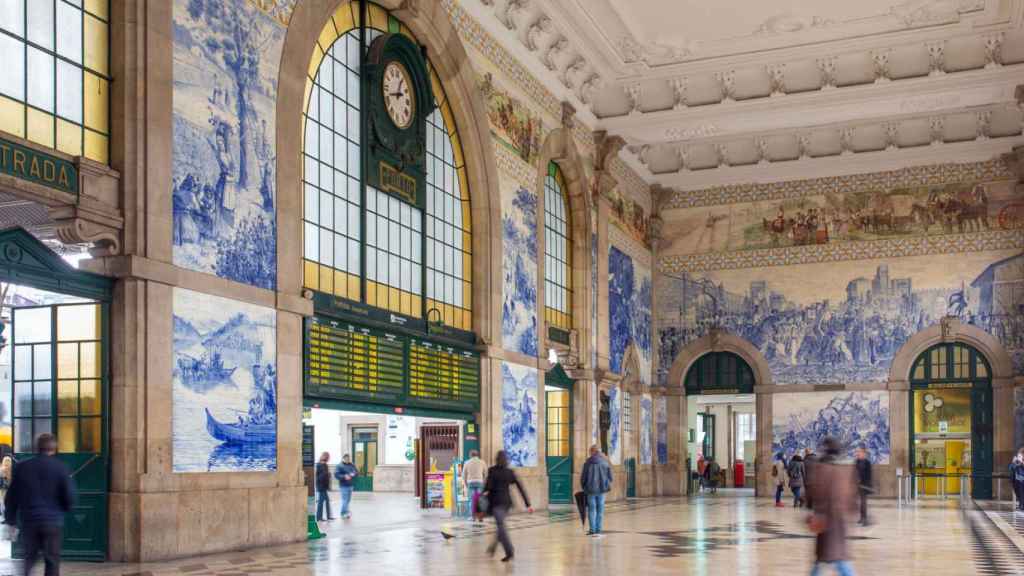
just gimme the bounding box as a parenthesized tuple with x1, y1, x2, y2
(657, 251, 1024, 386)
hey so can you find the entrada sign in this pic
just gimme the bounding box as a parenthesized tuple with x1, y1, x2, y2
(0, 138, 78, 195)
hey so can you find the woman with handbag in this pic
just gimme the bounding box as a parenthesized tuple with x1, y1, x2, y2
(482, 450, 533, 562)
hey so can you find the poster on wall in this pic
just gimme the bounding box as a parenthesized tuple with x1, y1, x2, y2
(501, 187, 539, 357)
(501, 362, 538, 467)
(608, 385, 622, 465)
(172, 288, 278, 472)
(640, 395, 653, 465)
(171, 0, 297, 290)
(656, 396, 668, 465)
(772, 391, 890, 465)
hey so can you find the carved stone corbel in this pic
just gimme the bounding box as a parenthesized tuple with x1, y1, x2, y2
(51, 216, 121, 257)
(940, 316, 958, 342)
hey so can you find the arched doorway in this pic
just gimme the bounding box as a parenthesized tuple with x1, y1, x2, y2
(909, 342, 993, 499)
(684, 352, 756, 492)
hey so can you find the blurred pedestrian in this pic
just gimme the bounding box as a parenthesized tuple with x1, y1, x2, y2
(807, 437, 857, 576)
(4, 434, 75, 576)
(703, 457, 721, 494)
(315, 452, 333, 521)
(854, 446, 873, 526)
(788, 452, 805, 507)
(483, 450, 532, 562)
(1010, 448, 1024, 511)
(773, 452, 787, 507)
(581, 444, 613, 537)
(334, 454, 358, 519)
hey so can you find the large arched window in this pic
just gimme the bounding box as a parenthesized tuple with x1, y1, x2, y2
(0, 0, 110, 163)
(301, 2, 472, 331)
(684, 352, 754, 395)
(544, 162, 571, 334)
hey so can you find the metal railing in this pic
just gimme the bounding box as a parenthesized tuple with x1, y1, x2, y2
(897, 471, 1013, 507)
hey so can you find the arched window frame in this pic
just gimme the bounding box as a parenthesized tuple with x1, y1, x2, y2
(544, 161, 572, 333)
(910, 342, 991, 383)
(0, 0, 110, 163)
(300, 1, 472, 332)
(684, 352, 754, 394)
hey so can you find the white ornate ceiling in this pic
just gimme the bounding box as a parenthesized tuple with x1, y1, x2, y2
(464, 0, 1024, 190)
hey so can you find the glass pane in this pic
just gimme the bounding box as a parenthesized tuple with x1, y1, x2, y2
(0, 34, 24, 100)
(13, 345, 31, 381)
(14, 419, 32, 452)
(79, 341, 99, 378)
(57, 304, 98, 341)
(33, 344, 51, 380)
(976, 359, 988, 378)
(56, 1, 82, 63)
(33, 380, 51, 416)
(26, 0, 53, 49)
(80, 417, 100, 453)
(57, 379, 77, 415)
(79, 379, 99, 415)
(32, 418, 52, 447)
(14, 307, 52, 343)
(26, 47, 54, 113)
(57, 417, 76, 453)
(56, 60, 82, 123)
(13, 380, 31, 417)
(57, 342, 78, 379)
(0, 0, 24, 36)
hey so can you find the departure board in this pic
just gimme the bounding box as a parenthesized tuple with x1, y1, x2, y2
(409, 338, 481, 409)
(306, 317, 405, 403)
(305, 316, 481, 414)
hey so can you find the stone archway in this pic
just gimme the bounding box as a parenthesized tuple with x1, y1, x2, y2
(889, 317, 1014, 383)
(665, 330, 774, 391)
(275, 0, 503, 345)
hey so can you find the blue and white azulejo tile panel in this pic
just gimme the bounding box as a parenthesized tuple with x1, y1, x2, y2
(172, 287, 278, 472)
(501, 361, 538, 467)
(772, 391, 890, 465)
(171, 0, 297, 290)
(502, 187, 539, 357)
(609, 245, 653, 385)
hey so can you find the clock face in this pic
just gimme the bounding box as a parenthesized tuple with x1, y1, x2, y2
(382, 61, 415, 129)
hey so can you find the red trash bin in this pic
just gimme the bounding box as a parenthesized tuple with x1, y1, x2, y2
(734, 460, 745, 488)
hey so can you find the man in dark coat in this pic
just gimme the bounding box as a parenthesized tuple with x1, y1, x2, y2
(315, 452, 333, 521)
(4, 433, 76, 576)
(854, 446, 873, 525)
(807, 437, 857, 576)
(483, 451, 532, 562)
(581, 444, 613, 537)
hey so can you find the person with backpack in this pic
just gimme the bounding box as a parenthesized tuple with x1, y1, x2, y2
(333, 454, 358, 520)
(1010, 448, 1024, 511)
(581, 444, 613, 537)
(788, 452, 806, 507)
(772, 452, 787, 507)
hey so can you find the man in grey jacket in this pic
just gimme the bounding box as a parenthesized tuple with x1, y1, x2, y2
(581, 444, 613, 537)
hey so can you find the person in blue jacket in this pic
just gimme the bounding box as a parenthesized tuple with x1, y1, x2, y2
(581, 444, 613, 537)
(334, 454, 359, 520)
(1010, 448, 1024, 511)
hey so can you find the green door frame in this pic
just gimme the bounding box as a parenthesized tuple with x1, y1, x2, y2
(545, 364, 573, 504)
(908, 342, 993, 500)
(0, 228, 113, 561)
(351, 428, 377, 492)
(625, 458, 636, 497)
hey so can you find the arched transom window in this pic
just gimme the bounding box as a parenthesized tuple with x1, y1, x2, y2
(544, 162, 571, 333)
(0, 0, 110, 163)
(301, 1, 472, 331)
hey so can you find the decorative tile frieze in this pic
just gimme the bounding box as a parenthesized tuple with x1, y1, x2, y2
(665, 158, 1015, 210)
(609, 223, 653, 268)
(659, 228, 1024, 273)
(494, 141, 538, 189)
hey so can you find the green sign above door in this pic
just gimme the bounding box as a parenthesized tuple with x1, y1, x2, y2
(0, 137, 78, 195)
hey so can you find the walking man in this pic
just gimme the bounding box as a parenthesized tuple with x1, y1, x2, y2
(4, 434, 75, 576)
(581, 444, 613, 537)
(483, 450, 532, 562)
(315, 452, 333, 521)
(334, 454, 358, 520)
(462, 450, 487, 522)
(854, 446, 873, 525)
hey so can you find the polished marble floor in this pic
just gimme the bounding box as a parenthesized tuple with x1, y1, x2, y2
(1, 493, 1021, 576)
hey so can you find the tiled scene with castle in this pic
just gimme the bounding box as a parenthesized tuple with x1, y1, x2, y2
(0, 0, 1018, 574)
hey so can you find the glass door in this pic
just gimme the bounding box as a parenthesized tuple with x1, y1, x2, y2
(545, 388, 571, 504)
(12, 303, 106, 559)
(351, 428, 377, 492)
